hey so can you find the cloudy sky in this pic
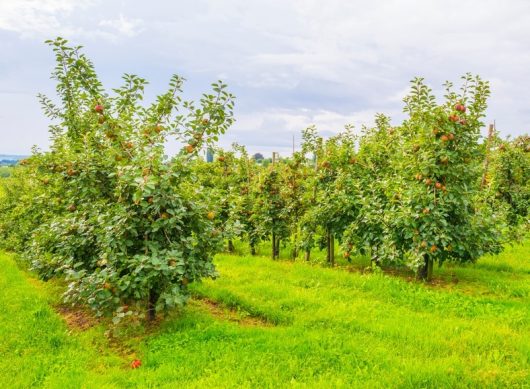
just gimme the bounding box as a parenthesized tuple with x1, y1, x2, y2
(1, 0, 529, 156)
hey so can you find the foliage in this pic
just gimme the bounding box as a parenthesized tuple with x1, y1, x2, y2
(2, 42, 516, 306)
(486, 134, 530, 232)
(0, 37, 235, 321)
(0, 166, 12, 177)
(193, 144, 261, 253)
(300, 126, 359, 264)
(0, 168, 43, 251)
(395, 75, 504, 278)
(253, 163, 290, 258)
(342, 115, 402, 265)
(186, 74, 506, 280)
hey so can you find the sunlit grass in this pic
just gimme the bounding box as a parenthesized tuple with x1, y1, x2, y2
(1, 241, 529, 387)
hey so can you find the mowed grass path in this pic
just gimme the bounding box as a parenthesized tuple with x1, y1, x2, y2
(1, 242, 529, 388)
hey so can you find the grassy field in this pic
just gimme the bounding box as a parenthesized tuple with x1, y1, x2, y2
(1, 241, 529, 388)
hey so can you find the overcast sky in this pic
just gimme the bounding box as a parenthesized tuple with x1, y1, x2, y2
(1, 0, 529, 156)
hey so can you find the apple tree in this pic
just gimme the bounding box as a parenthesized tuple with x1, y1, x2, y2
(253, 162, 290, 259)
(341, 114, 404, 267)
(397, 75, 503, 280)
(301, 127, 359, 265)
(4, 37, 235, 321)
(486, 134, 530, 236)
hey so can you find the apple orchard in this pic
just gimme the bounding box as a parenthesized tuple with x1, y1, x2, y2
(0, 38, 528, 322)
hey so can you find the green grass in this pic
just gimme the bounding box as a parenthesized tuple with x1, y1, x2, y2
(1, 242, 529, 388)
(0, 253, 126, 388)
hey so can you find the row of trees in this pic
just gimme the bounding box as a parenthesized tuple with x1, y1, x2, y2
(0, 38, 528, 322)
(189, 78, 529, 282)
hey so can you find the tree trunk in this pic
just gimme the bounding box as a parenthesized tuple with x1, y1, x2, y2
(291, 232, 298, 260)
(147, 289, 160, 322)
(326, 233, 330, 264)
(305, 249, 311, 261)
(275, 237, 281, 259)
(329, 234, 335, 266)
(418, 255, 434, 281)
(228, 239, 235, 253)
(250, 243, 256, 256)
(326, 231, 331, 265)
(370, 246, 381, 267)
(326, 231, 335, 266)
(291, 246, 298, 260)
(428, 258, 433, 280)
(271, 232, 276, 259)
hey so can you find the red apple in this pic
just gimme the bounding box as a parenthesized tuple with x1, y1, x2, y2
(455, 104, 466, 113)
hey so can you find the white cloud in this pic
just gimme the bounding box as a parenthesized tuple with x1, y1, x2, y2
(0, 0, 96, 37)
(222, 107, 392, 156)
(0, 0, 144, 42)
(1, 0, 530, 155)
(99, 14, 144, 38)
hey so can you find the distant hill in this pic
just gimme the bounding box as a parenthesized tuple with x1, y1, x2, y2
(0, 155, 28, 166)
(0, 155, 26, 160)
